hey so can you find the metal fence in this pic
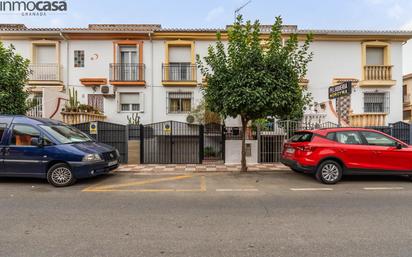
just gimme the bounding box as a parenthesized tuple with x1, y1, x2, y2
(256, 120, 411, 163)
(72, 121, 128, 163)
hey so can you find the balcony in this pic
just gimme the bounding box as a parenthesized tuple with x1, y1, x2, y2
(349, 113, 387, 127)
(61, 112, 106, 125)
(360, 65, 395, 87)
(162, 63, 197, 86)
(28, 63, 62, 85)
(109, 63, 145, 86)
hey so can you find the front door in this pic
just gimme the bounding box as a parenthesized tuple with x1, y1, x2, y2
(3, 124, 46, 176)
(334, 131, 374, 170)
(360, 131, 411, 171)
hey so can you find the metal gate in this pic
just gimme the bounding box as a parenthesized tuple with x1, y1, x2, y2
(72, 121, 128, 163)
(258, 120, 339, 163)
(141, 121, 201, 164)
(203, 123, 225, 162)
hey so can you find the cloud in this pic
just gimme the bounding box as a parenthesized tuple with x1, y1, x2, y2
(206, 6, 225, 22)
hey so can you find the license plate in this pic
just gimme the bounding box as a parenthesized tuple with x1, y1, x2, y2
(286, 148, 295, 154)
(108, 160, 118, 166)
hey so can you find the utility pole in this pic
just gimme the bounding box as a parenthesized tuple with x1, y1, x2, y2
(234, 0, 251, 20)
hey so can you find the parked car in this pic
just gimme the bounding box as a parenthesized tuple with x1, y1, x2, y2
(0, 116, 120, 187)
(281, 127, 411, 184)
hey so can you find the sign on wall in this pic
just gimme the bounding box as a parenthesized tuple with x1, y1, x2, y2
(328, 81, 352, 99)
(89, 122, 98, 135)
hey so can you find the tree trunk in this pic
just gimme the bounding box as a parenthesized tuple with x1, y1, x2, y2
(240, 116, 248, 173)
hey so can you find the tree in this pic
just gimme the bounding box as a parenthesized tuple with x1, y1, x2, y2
(0, 42, 30, 115)
(197, 16, 313, 172)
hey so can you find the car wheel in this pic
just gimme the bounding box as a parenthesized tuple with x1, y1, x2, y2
(47, 163, 76, 187)
(315, 160, 342, 184)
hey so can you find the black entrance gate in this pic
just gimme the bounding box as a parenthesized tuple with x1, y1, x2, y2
(72, 121, 128, 163)
(203, 123, 225, 162)
(141, 121, 201, 164)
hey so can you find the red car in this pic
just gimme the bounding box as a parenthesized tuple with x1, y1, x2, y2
(281, 127, 412, 184)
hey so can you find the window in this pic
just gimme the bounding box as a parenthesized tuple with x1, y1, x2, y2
(11, 125, 40, 146)
(88, 94, 104, 113)
(361, 131, 397, 147)
(40, 125, 92, 144)
(364, 92, 389, 113)
(336, 131, 362, 145)
(290, 132, 313, 142)
(168, 92, 192, 113)
(119, 93, 141, 112)
(326, 132, 336, 141)
(0, 124, 6, 142)
(74, 50, 85, 68)
(366, 47, 384, 65)
(168, 62, 192, 81)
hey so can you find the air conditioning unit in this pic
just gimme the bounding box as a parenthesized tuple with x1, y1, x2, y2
(100, 85, 115, 97)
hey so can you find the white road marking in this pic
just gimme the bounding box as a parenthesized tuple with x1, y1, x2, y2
(216, 189, 259, 192)
(363, 187, 404, 190)
(290, 188, 333, 191)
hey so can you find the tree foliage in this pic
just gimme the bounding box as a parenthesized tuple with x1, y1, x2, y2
(197, 15, 313, 171)
(0, 42, 30, 115)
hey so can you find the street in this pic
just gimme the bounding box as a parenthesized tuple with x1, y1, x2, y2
(1, 170, 412, 257)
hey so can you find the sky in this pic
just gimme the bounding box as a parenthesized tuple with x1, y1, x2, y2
(1, 0, 412, 30)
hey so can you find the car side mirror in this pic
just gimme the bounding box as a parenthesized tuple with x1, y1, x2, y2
(396, 142, 403, 150)
(31, 137, 44, 147)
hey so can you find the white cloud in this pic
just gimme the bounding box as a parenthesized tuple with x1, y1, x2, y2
(206, 6, 225, 22)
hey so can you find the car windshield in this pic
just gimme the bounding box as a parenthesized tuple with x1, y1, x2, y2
(40, 125, 93, 144)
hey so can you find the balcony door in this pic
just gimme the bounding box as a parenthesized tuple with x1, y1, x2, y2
(119, 46, 138, 81)
(366, 47, 384, 66)
(34, 45, 57, 80)
(169, 46, 191, 81)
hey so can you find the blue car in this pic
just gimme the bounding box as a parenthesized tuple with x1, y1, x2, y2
(0, 116, 120, 187)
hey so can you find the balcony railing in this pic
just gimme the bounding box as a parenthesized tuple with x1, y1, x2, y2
(364, 65, 393, 81)
(349, 113, 387, 127)
(29, 63, 61, 81)
(162, 63, 197, 82)
(61, 112, 106, 125)
(110, 63, 145, 82)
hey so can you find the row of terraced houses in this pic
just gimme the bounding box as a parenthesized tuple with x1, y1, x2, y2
(1, 23, 412, 127)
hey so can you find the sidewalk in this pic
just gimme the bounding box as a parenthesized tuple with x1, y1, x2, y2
(117, 163, 289, 173)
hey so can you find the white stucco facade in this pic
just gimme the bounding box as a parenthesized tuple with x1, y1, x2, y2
(1, 24, 410, 126)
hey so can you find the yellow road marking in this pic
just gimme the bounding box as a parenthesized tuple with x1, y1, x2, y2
(83, 175, 206, 193)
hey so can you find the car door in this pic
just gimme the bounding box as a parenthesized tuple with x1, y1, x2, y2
(3, 124, 47, 176)
(0, 123, 8, 173)
(334, 131, 375, 170)
(360, 131, 410, 171)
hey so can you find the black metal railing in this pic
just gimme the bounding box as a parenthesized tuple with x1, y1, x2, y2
(162, 63, 197, 81)
(110, 63, 145, 82)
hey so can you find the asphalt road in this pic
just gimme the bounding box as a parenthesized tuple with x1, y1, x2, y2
(1, 171, 412, 257)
